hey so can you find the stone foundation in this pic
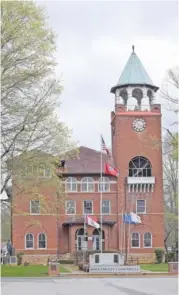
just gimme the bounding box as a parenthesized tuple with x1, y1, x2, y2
(21, 253, 73, 265)
(22, 255, 50, 265)
(128, 253, 155, 264)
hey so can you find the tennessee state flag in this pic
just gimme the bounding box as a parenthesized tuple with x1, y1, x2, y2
(105, 163, 119, 177)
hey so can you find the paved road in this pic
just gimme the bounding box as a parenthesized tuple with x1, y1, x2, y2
(1, 277, 178, 295)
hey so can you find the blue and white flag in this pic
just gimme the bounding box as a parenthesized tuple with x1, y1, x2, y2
(123, 212, 141, 224)
(130, 212, 141, 224)
(123, 213, 131, 224)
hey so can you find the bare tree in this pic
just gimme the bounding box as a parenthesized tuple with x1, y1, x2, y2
(163, 134, 178, 251)
(161, 66, 179, 116)
(161, 66, 178, 252)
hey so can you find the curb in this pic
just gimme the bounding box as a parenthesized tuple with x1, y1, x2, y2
(58, 272, 178, 278)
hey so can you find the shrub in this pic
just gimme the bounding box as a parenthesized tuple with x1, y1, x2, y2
(58, 260, 74, 264)
(17, 252, 24, 265)
(155, 248, 164, 264)
(165, 252, 175, 263)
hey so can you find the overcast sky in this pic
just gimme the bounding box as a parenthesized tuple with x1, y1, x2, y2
(40, 1, 178, 150)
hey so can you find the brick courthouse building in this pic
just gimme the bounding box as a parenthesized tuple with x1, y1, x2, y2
(12, 47, 164, 264)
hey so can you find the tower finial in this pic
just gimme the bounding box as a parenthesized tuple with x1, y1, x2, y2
(132, 45, 135, 53)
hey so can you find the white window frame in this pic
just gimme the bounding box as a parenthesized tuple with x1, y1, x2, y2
(136, 199, 146, 214)
(65, 177, 77, 192)
(143, 232, 152, 248)
(81, 177, 94, 192)
(24, 166, 33, 178)
(37, 233, 47, 249)
(43, 168, 51, 178)
(83, 200, 93, 215)
(131, 232, 140, 248)
(66, 200, 76, 215)
(98, 177, 110, 192)
(25, 233, 34, 249)
(101, 200, 111, 215)
(30, 200, 40, 215)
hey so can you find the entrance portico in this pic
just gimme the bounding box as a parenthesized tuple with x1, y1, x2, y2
(63, 218, 116, 253)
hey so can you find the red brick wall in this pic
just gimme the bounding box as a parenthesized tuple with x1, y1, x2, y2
(12, 105, 164, 262)
(111, 105, 164, 254)
(12, 176, 118, 255)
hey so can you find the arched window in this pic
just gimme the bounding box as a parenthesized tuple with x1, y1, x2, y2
(131, 232, 140, 248)
(98, 177, 110, 192)
(144, 232, 152, 248)
(81, 177, 94, 192)
(66, 177, 77, 192)
(129, 156, 152, 177)
(25, 233, 34, 249)
(38, 233, 47, 249)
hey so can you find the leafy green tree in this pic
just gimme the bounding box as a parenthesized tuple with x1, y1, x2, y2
(1, 1, 76, 199)
(1, 203, 11, 242)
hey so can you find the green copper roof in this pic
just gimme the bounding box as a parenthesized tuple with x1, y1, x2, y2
(111, 46, 159, 93)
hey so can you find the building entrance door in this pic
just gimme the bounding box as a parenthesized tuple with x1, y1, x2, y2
(77, 235, 87, 251)
(92, 236, 100, 251)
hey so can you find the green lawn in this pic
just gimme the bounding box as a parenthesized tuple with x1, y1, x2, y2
(1, 265, 71, 277)
(140, 263, 168, 272)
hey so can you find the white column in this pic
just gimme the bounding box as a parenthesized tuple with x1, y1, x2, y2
(151, 184, 154, 193)
(140, 184, 142, 193)
(141, 87, 150, 110)
(132, 184, 135, 193)
(144, 184, 146, 193)
(150, 91, 156, 105)
(136, 184, 139, 193)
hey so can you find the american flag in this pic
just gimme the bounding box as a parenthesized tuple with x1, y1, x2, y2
(101, 135, 112, 159)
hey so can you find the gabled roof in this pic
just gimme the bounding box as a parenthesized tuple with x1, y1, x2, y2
(64, 146, 111, 175)
(111, 46, 159, 93)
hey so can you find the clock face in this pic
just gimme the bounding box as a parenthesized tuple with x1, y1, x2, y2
(132, 118, 146, 132)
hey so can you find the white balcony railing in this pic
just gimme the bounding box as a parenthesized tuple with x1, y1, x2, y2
(127, 177, 155, 185)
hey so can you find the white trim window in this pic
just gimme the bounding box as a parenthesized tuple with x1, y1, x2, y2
(136, 200, 146, 214)
(38, 233, 47, 249)
(131, 232, 140, 248)
(81, 177, 94, 192)
(39, 166, 51, 178)
(43, 168, 51, 178)
(66, 200, 76, 215)
(98, 177, 110, 192)
(129, 156, 152, 177)
(83, 200, 93, 214)
(66, 177, 77, 192)
(144, 232, 152, 248)
(102, 200, 110, 214)
(30, 200, 40, 215)
(25, 233, 34, 249)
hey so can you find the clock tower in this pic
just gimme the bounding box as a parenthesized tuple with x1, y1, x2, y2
(111, 46, 164, 262)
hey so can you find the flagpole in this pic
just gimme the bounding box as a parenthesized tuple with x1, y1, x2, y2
(83, 214, 86, 262)
(100, 135, 103, 253)
(128, 221, 130, 259)
(120, 211, 123, 253)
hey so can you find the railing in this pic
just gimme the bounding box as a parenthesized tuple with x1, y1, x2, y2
(127, 177, 155, 184)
